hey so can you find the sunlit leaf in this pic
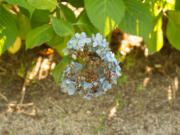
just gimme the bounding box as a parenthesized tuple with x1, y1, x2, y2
(8, 37, 22, 54)
(0, 5, 18, 55)
(27, 0, 57, 10)
(85, 0, 125, 36)
(26, 24, 54, 49)
(149, 14, 163, 53)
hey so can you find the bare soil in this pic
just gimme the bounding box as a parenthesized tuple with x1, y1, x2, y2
(0, 46, 180, 135)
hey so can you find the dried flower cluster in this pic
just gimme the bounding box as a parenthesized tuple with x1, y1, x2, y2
(60, 32, 121, 99)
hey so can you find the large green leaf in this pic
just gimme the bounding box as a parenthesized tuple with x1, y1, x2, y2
(27, 0, 57, 10)
(119, 0, 153, 52)
(17, 13, 31, 40)
(85, 0, 125, 36)
(31, 9, 50, 28)
(76, 11, 98, 35)
(60, 4, 76, 23)
(52, 56, 73, 84)
(168, 10, 180, 24)
(0, 5, 18, 55)
(167, 10, 180, 50)
(26, 24, 54, 49)
(52, 17, 75, 37)
(119, 0, 153, 37)
(5, 0, 34, 15)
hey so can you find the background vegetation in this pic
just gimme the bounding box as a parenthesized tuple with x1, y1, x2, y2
(0, 0, 179, 83)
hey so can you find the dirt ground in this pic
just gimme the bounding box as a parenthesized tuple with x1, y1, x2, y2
(0, 45, 180, 135)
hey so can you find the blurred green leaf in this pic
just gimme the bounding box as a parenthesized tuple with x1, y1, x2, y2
(52, 17, 75, 37)
(76, 11, 98, 35)
(27, 0, 57, 10)
(85, 0, 125, 36)
(17, 13, 31, 40)
(26, 24, 54, 49)
(0, 5, 18, 55)
(5, 0, 34, 15)
(65, 0, 84, 8)
(47, 35, 71, 56)
(176, 0, 180, 9)
(31, 9, 50, 28)
(47, 35, 64, 47)
(60, 4, 76, 23)
(52, 56, 73, 84)
(167, 10, 180, 50)
(168, 10, 180, 25)
(119, 0, 153, 45)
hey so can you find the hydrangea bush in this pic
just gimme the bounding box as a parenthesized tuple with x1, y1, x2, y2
(60, 33, 121, 99)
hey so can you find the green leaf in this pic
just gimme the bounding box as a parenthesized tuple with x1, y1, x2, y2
(60, 4, 76, 23)
(31, 9, 50, 28)
(52, 56, 73, 84)
(167, 10, 180, 50)
(66, 0, 84, 8)
(52, 17, 75, 37)
(47, 35, 71, 56)
(168, 10, 180, 25)
(47, 35, 64, 47)
(85, 0, 125, 36)
(0, 5, 18, 55)
(76, 11, 98, 35)
(119, 0, 153, 38)
(26, 24, 54, 49)
(5, 0, 34, 15)
(17, 13, 31, 40)
(119, 0, 153, 52)
(27, 0, 57, 10)
(176, 0, 180, 10)
(149, 14, 163, 53)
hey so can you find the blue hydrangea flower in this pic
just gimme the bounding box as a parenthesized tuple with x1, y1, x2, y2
(60, 32, 121, 99)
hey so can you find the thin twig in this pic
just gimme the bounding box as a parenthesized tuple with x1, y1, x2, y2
(48, 98, 66, 113)
(0, 92, 8, 102)
(19, 80, 27, 104)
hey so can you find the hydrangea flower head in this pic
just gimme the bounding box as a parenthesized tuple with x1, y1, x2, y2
(60, 32, 121, 99)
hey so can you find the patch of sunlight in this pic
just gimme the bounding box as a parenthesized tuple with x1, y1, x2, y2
(136, 19, 139, 36)
(165, 0, 175, 10)
(17, 48, 56, 108)
(168, 86, 173, 103)
(104, 17, 115, 36)
(109, 106, 117, 118)
(0, 36, 6, 55)
(61, 1, 84, 17)
(27, 49, 56, 81)
(174, 76, 178, 92)
(109, 99, 120, 118)
(144, 48, 149, 57)
(6, 102, 36, 116)
(143, 77, 150, 87)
